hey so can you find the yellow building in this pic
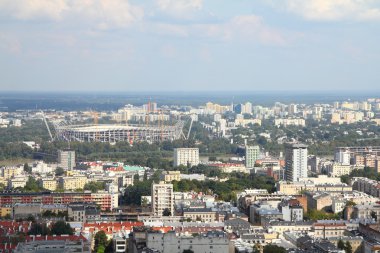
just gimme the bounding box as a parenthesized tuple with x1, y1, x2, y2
(1, 166, 23, 179)
(0, 207, 12, 217)
(161, 171, 181, 183)
(58, 175, 88, 190)
(39, 178, 58, 191)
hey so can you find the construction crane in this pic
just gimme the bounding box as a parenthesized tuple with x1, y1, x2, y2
(181, 115, 195, 140)
(41, 110, 54, 141)
(186, 115, 194, 140)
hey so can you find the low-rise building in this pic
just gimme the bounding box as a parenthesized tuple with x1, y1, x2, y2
(8, 176, 27, 189)
(146, 231, 229, 253)
(58, 175, 88, 190)
(161, 171, 181, 182)
(314, 221, 347, 239)
(183, 208, 217, 222)
(38, 178, 57, 191)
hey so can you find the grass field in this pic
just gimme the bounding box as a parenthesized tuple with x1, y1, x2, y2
(0, 158, 33, 166)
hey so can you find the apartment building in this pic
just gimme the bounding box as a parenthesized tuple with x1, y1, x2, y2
(173, 148, 199, 167)
(151, 181, 174, 216)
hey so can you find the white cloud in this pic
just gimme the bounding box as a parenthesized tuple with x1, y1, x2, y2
(155, 0, 203, 14)
(151, 14, 288, 46)
(280, 0, 380, 21)
(0, 0, 144, 28)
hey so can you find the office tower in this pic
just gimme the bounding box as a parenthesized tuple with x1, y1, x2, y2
(173, 148, 199, 167)
(234, 104, 242, 114)
(245, 145, 260, 168)
(58, 150, 75, 170)
(285, 144, 308, 182)
(151, 181, 174, 216)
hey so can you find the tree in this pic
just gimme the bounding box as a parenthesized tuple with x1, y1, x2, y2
(263, 245, 286, 253)
(84, 181, 105, 193)
(55, 167, 65, 176)
(50, 221, 73, 235)
(97, 245, 105, 253)
(24, 176, 42, 192)
(28, 223, 49, 235)
(345, 241, 352, 253)
(338, 239, 345, 250)
(94, 231, 108, 253)
(143, 171, 148, 181)
(23, 163, 31, 173)
(162, 208, 171, 216)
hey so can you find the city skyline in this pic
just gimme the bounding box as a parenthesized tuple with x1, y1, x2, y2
(0, 0, 380, 92)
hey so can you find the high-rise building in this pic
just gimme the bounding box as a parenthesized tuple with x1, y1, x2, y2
(288, 104, 298, 115)
(335, 149, 351, 165)
(245, 145, 260, 168)
(151, 181, 174, 216)
(58, 150, 75, 170)
(173, 148, 199, 167)
(285, 144, 308, 182)
(241, 102, 252, 114)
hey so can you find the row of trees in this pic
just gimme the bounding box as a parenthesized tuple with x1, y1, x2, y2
(28, 220, 74, 235)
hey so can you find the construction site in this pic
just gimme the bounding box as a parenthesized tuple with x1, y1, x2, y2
(52, 121, 184, 143)
(41, 102, 187, 143)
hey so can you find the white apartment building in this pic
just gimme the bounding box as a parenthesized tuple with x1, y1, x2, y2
(285, 144, 308, 182)
(58, 150, 75, 170)
(173, 148, 199, 167)
(245, 145, 260, 168)
(151, 181, 174, 216)
(335, 150, 351, 165)
(274, 118, 306, 127)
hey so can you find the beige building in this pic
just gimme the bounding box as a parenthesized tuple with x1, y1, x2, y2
(306, 192, 332, 211)
(268, 221, 313, 234)
(151, 181, 174, 216)
(39, 178, 57, 191)
(327, 163, 364, 177)
(1, 166, 23, 179)
(205, 102, 230, 114)
(277, 180, 352, 195)
(161, 171, 181, 182)
(183, 208, 217, 222)
(8, 176, 27, 189)
(58, 175, 88, 190)
(314, 222, 347, 239)
(173, 148, 199, 167)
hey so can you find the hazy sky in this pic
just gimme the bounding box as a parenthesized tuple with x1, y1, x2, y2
(0, 0, 380, 92)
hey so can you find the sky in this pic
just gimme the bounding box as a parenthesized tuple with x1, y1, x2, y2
(0, 0, 379, 92)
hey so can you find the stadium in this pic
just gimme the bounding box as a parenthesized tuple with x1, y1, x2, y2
(52, 121, 184, 143)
